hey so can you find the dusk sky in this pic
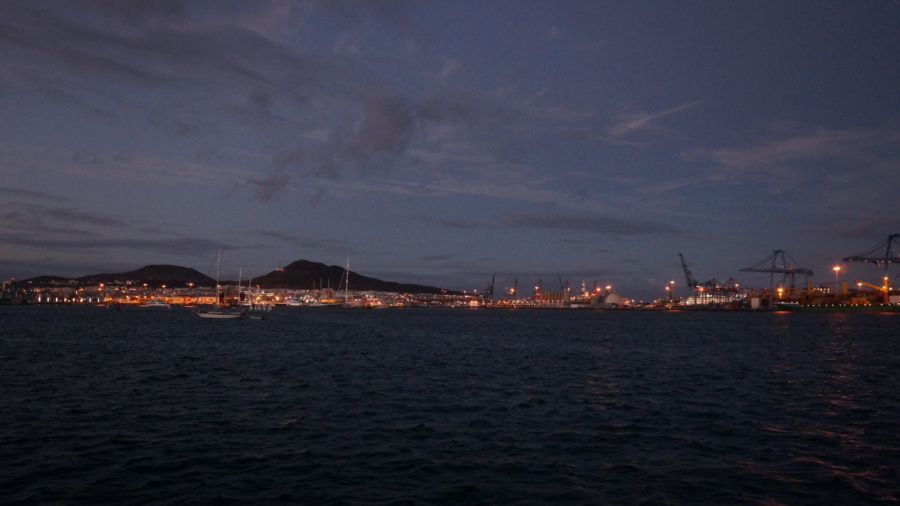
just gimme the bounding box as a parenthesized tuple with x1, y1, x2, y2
(2, 0, 899, 300)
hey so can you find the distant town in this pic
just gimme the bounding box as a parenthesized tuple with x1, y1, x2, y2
(4, 234, 900, 312)
(1, 259, 632, 309)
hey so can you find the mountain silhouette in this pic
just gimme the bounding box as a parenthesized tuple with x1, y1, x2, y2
(75, 265, 215, 287)
(16, 261, 457, 294)
(250, 259, 457, 294)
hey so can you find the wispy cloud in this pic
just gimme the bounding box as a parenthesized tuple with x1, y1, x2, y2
(252, 230, 352, 254)
(433, 218, 482, 229)
(499, 213, 688, 236)
(422, 254, 454, 262)
(0, 200, 233, 264)
(0, 142, 255, 187)
(608, 100, 704, 138)
(685, 127, 900, 192)
(2, 0, 652, 209)
(688, 128, 881, 171)
(0, 233, 222, 256)
(0, 203, 127, 237)
(559, 100, 703, 146)
(247, 173, 290, 200)
(0, 186, 63, 203)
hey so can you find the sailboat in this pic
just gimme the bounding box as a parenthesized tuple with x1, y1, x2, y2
(197, 249, 244, 319)
(339, 257, 362, 308)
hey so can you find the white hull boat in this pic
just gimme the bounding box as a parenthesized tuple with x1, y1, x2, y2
(197, 308, 244, 319)
(197, 249, 243, 320)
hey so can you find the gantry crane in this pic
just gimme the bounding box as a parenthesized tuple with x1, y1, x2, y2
(740, 250, 814, 304)
(843, 234, 900, 269)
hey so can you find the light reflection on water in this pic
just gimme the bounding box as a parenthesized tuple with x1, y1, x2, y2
(1, 306, 899, 505)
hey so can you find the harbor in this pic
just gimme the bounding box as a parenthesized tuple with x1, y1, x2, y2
(0, 234, 900, 312)
(3, 234, 899, 313)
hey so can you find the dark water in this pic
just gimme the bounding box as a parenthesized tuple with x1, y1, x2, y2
(2, 306, 899, 505)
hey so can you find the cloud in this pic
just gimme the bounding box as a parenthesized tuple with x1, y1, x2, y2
(0, 0, 711, 219)
(434, 218, 481, 229)
(248, 173, 290, 200)
(437, 59, 460, 80)
(0, 200, 234, 264)
(0, 143, 257, 187)
(0, 203, 127, 237)
(688, 128, 886, 172)
(0, 186, 63, 203)
(79, 0, 188, 23)
(607, 100, 704, 138)
(315, 0, 411, 29)
(499, 213, 687, 236)
(0, 1, 568, 203)
(558, 100, 703, 146)
(356, 94, 415, 155)
(685, 127, 900, 196)
(801, 219, 900, 240)
(252, 230, 352, 254)
(0, 233, 222, 256)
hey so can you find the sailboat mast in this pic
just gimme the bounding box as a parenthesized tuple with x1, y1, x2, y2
(215, 248, 221, 307)
(345, 257, 350, 304)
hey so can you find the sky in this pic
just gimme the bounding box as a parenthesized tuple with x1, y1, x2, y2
(2, 0, 899, 301)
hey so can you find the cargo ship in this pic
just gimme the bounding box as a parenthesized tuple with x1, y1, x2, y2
(773, 302, 900, 313)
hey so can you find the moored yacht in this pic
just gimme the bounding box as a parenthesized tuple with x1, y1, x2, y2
(197, 249, 245, 319)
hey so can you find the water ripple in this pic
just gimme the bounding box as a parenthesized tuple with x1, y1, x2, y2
(2, 306, 899, 505)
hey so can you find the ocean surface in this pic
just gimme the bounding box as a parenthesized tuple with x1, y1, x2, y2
(2, 306, 899, 505)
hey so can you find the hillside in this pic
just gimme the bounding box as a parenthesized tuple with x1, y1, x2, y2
(251, 259, 457, 294)
(10, 275, 79, 287)
(76, 265, 215, 287)
(15, 261, 455, 293)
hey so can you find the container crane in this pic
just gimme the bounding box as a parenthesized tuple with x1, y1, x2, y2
(678, 253, 698, 292)
(740, 250, 813, 304)
(843, 234, 900, 269)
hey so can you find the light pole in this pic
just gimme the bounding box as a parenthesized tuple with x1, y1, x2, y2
(669, 280, 675, 300)
(833, 266, 841, 294)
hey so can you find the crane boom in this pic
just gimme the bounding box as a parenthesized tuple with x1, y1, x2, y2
(678, 253, 697, 289)
(853, 278, 890, 303)
(854, 279, 887, 292)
